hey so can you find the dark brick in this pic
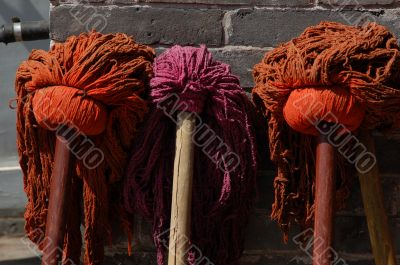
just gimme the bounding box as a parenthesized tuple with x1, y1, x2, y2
(243, 210, 400, 253)
(108, 0, 140, 4)
(109, 216, 155, 251)
(102, 211, 396, 264)
(0, 218, 25, 236)
(224, 8, 400, 47)
(211, 46, 271, 88)
(136, 0, 314, 6)
(52, 0, 314, 6)
(239, 253, 375, 265)
(375, 133, 400, 176)
(50, 0, 106, 4)
(319, 0, 394, 6)
(254, 133, 400, 217)
(50, 5, 223, 46)
(255, 167, 400, 219)
(0, 170, 26, 217)
(104, 251, 377, 265)
(105, 252, 157, 265)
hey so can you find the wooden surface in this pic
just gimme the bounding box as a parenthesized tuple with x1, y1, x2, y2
(168, 112, 196, 265)
(42, 135, 71, 265)
(313, 134, 335, 265)
(358, 130, 397, 265)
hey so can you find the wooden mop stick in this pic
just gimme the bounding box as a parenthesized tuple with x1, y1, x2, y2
(358, 130, 396, 265)
(168, 112, 196, 265)
(42, 133, 71, 265)
(313, 133, 335, 265)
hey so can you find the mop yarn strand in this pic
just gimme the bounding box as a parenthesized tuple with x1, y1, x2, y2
(124, 45, 258, 265)
(15, 31, 154, 264)
(253, 21, 400, 240)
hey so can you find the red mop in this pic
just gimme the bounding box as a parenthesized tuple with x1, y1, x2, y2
(14, 31, 154, 264)
(253, 22, 400, 264)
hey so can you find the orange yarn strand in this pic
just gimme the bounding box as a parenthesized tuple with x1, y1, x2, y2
(253, 22, 400, 240)
(15, 31, 154, 264)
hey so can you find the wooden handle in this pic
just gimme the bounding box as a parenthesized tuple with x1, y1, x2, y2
(42, 134, 71, 265)
(313, 134, 335, 265)
(168, 112, 196, 265)
(358, 130, 397, 265)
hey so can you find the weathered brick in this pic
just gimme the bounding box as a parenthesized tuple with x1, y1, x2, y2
(136, 0, 313, 6)
(0, 218, 25, 236)
(0, 170, 26, 217)
(319, 0, 395, 6)
(106, 252, 310, 265)
(244, 210, 400, 253)
(50, 5, 223, 46)
(50, 0, 106, 4)
(108, 0, 139, 4)
(52, 0, 314, 6)
(211, 46, 271, 88)
(224, 8, 400, 47)
(103, 211, 398, 264)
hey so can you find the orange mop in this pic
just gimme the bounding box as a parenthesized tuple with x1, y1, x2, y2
(14, 31, 154, 265)
(253, 22, 400, 265)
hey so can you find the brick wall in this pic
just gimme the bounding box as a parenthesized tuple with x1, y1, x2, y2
(48, 1, 400, 264)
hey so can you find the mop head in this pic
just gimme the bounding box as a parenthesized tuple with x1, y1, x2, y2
(15, 31, 154, 264)
(123, 45, 258, 265)
(253, 22, 400, 240)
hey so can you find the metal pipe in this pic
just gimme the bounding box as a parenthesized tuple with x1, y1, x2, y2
(0, 19, 49, 44)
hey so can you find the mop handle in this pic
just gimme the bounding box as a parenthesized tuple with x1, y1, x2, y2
(313, 134, 335, 265)
(42, 134, 71, 265)
(358, 130, 397, 265)
(168, 112, 196, 265)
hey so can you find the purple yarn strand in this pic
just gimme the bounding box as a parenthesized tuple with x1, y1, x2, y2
(124, 45, 258, 265)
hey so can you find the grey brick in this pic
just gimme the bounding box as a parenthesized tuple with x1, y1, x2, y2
(224, 8, 400, 47)
(50, 0, 106, 4)
(319, 0, 394, 6)
(0, 218, 25, 236)
(211, 46, 271, 88)
(136, 0, 313, 6)
(51, 0, 314, 6)
(50, 5, 223, 46)
(109, 0, 139, 4)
